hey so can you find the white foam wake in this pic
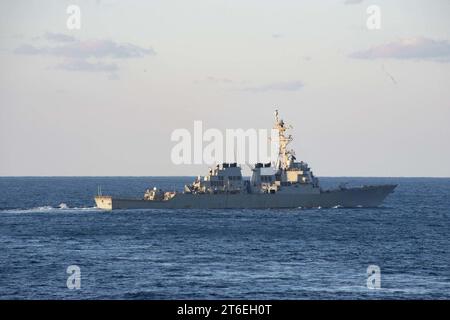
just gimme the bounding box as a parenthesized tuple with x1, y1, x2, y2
(0, 204, 100, 213)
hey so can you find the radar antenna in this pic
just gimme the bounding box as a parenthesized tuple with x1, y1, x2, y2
(273, 109, 294, 170)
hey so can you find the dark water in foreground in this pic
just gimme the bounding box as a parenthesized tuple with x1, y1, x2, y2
(0, 177, 449, 299)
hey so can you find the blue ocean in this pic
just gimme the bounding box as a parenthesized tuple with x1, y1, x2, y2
(0, 177, 449, 299)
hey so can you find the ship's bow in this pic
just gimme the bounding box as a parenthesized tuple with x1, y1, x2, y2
(95, 196, 113, 210)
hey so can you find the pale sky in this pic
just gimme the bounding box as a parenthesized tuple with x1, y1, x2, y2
(1, 0, 449, 177)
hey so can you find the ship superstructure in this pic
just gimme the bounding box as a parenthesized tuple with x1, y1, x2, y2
(180, 110, 320, 196)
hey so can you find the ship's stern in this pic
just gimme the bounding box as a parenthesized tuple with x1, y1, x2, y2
(95, 195, 113, 210)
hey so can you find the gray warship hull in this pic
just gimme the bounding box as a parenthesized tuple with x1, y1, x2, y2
(95, 184, 397, 210)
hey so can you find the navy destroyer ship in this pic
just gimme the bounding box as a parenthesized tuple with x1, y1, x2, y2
(95, 111, 396, 210)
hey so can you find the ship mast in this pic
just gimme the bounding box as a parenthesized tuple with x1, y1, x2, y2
(274, 110, 294, 170)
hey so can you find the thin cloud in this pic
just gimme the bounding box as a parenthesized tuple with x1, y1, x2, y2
(206, 76, 233, 84)
(14, 44, 41, 55)
(15, 39, 155, 59)
(194, 76, 249, 86)
(349, 37, 450, 62)
(243, 81, 304, 92)
(14, 34, 155, 76)
(56, 59, 118, 73)
(44, 32, 76, 43)
(344, 0, 364, 4)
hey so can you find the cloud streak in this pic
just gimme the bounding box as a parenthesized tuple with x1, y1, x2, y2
(243, 81, 304, 92)
(56, 59, 118, 73)
(349, 37, 450, 62)
(44, 32, 76, 43)
(15, 39, 155, 59)
(344, 0, 364, 4)
(206, 76, 233, 84)
(14, 34, 155, 76)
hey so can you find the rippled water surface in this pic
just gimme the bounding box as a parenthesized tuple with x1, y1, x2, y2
(0, 177, 449, 299)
